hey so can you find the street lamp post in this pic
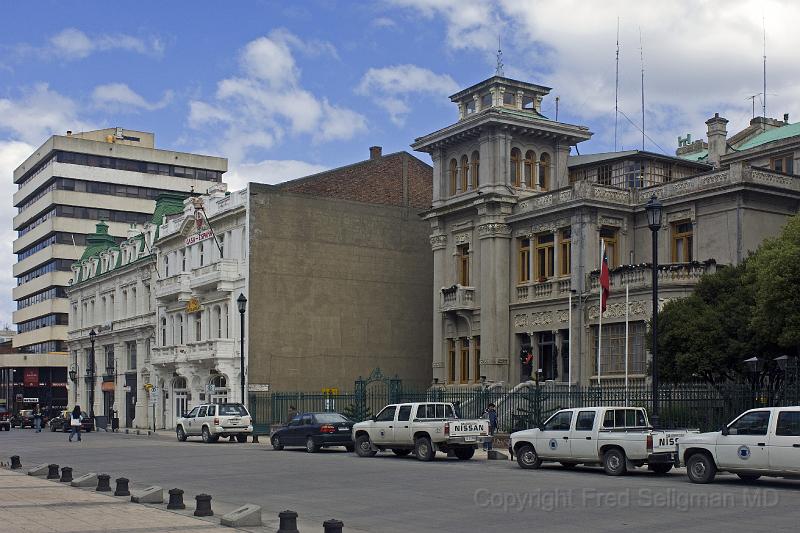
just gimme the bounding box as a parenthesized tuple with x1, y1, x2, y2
(89, 329, 96, 420)
(237, 293, 247, 407)
(645, 195, 663, 428)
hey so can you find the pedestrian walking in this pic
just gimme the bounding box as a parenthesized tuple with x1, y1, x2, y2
(32, 404, 43, 433)
(68, 405, 82, 442)
(287, 405, 298, 423)
(520, 346, 534, 382)
(482, 403, 498, 451)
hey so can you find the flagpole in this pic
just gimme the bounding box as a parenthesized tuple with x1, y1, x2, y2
(625, 283, 630, 404)
(568, 291, 572, 406)
(597, 240, 603, 387)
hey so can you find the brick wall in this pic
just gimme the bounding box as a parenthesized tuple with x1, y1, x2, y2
(278, 151, 433, 209)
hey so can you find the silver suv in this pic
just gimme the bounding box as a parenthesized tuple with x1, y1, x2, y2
(176, 403, 253, 443)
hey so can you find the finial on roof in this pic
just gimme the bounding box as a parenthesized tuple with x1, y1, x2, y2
(495, 36, 504, 77)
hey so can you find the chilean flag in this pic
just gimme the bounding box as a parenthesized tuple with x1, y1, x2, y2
(599, 241, 610, 312)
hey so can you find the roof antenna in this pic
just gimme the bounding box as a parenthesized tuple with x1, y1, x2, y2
(495, 35, 504, 77)
(614, 17, 620, 152)
(762, 15, 767, 120)
(640, 27, 645, 151)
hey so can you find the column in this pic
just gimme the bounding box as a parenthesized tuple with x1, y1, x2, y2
(430, 229, 447, 384)
(478, 220, 512, 382)
(134, 339, 148, 428)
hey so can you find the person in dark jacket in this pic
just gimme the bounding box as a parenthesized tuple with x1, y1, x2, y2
(483, 403, 498, 451)
(520, 347, 534, 382)
(68, 405, 82, 442)
(32, 404, 43, 433)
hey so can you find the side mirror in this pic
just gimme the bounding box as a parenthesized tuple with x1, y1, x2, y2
(721, 426, 730, 436)
(371, 415, 377, 422)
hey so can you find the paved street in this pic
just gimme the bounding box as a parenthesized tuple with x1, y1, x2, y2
(2, 428, 800, 532)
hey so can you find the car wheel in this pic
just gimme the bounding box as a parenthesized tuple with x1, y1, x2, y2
(686, 452, 717, 484)
(201, 427, 213, 443)
(650, 464, 673, 475)
(737, 473, 761, 482)
(516, 444, 542, 469)
(176, 426, 187, 442)
(50, 424, 56, 432)
(454, 447, 475, 460)
(306, 437, 320, 453)
(560, 462, 578, 469)
(355, 434, 376, 457)
(271, 435, 284, 450)
(236, 434, 247, 443)
(345, 444, 355, 453)
(603, 448, 627, 476)
(392, 449, 412, 457)
(414, 437, 435, 461)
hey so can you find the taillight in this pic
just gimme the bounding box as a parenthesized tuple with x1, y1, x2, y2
(444, 422, 450, 435)
(646, 434, 653, 452)
(214, 417, 220, 425)
(320, 424, 336, 433)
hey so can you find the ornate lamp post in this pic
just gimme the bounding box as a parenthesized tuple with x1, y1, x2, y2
(645, 195, 663, 428)
(88, 329, 96, 420)
(744, 356, 763, 405)
(237, 293, 247, 407)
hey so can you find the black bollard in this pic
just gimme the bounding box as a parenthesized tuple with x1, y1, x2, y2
(47, 464, 60, 479)
(96, 474, 111, 492)
(167, 488, 185, 510)
(60, 467, 73, 483)
(114, 477, 130, 496)
(323, 519, 344, 533)
(194, 494, 213, 517)
(277, 510, 299, 533)
(10, 456, 21, 470)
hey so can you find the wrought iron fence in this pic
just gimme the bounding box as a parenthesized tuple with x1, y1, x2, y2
(248, 380, 800, 435)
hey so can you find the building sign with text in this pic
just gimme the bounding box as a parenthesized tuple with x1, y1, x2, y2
(185, 229, 214, 247)
(23, 368, 39, 387)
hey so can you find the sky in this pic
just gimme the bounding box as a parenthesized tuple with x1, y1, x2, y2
(1, 0, 799, 327)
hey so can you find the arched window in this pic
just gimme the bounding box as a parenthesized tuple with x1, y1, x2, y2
(164, 255, 170, 277)
(177, 314, 184, 345)
(449, 159, 458, 195)
(524, 151, 536, 188)
(471, 151, 480, 188)
(460, 155, 469, 191)
(539, 153, 551, 190)
(173, 377, 187, 390)
(195, 312, 202, 341)
(213, 305, 222, 338)
(223, 304, 229, 337)
(209, 375, 228, 404)
(510, 148, 522, 187)
(161, 317, 167, 346)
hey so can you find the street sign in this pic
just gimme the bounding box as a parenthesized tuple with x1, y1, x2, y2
(148, 389, 160, 405)
(321, 388, 339, 395)
(207, 384, 216, 393)
(248, 384, 270, 392)
(23, 397, 39, 403)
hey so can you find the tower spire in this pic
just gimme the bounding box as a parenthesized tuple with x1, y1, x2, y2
(495, 36, 504, 77)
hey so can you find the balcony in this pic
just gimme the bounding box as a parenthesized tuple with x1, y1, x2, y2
(190, 259, 241, 292)
(150, 339, 236, 366)
(155, 273, 191, 302)
(440, 285, 477, 312)
(588, 261, 717, 292)
(516, 278, 571, 302)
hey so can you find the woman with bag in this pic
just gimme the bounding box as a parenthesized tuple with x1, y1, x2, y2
(68, 405, 82, 442)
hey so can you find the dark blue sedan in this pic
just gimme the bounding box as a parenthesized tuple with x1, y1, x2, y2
(270, 412, 354, 453)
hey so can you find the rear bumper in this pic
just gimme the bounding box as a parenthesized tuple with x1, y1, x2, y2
(212, 425, 253, 436)
(446, 436, 492, 446)
(647, 452, 677, 465)
(313, 434, 354, 446)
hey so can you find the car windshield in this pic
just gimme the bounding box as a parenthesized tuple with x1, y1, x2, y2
(20, 410, 32, 416)
(315, 413, 349, 423)
(218, 404, 248, 416)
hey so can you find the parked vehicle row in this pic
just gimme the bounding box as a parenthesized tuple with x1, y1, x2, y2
(175, 403, 253, 443)
(0, 406, 10, 431)
(271, 412, 355, 452)
(49, 410, 94, 433)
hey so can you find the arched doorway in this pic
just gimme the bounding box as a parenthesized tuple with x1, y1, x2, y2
(209, 375, 229, 404)
(172, 376, 188, 428)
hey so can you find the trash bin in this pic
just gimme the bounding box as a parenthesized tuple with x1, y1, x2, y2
(112, 417, 119, 431)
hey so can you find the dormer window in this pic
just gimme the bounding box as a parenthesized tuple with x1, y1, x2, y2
(465, 100, 476, 115)
(481, 93, 492, 109)
(503, 92, 515, 106)
(522, 96, 535, 110)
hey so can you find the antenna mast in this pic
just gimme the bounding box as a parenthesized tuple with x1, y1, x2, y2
(762, 16, 767, 119)
(614, 17, 620, 151)
(640, 27, 645, 151)
(495, 36, 504, 77)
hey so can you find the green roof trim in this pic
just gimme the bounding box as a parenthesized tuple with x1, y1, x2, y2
(151, 192, 188, 225)
(678, 149, 708, 162)
(736, 122, 800, 151)
(79, 221, 118, 261)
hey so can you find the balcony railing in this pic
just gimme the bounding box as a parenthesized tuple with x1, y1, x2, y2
(516, 278, 571, 302)
(189, 259, 241, 291)
(150, 339, 236, 366)
(440, 285, 477, 312)
(155, 273, 191, 301)
(588, 261, 717, 291)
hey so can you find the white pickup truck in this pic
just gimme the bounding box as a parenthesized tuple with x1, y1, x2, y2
(510, 406, 695, 475)
(352, 402, 491, 461)
(677, 406, 800, 484)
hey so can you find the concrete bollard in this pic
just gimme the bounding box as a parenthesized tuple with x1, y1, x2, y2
(323, 519, 344, 533)
(194, 494, 213, 517)
(130, 486, 163, 504)
(220, 504, 262, 527)
(60, 467, 73, 483)
(47, 464, 60, 479)
(71, 473, 98, 488)
(277, 510, 299, 533)
(114, 477, 130, 496)
(167, 488, 185, 510)
(96, 474, 112, 492)
(27, 464, 49, 477)
(10, 456, 21, 470)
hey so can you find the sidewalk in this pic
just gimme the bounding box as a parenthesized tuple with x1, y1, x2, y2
(0, 468, 329, 533)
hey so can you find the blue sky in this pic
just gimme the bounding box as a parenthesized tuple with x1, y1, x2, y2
(1, 0, 798, 326)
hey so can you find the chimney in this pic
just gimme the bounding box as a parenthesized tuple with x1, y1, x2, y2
(784, 113, 790, 123)
(369, 146, 382, 160)
(705, 113, 728, 168)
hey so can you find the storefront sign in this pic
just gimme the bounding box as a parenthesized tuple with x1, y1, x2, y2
(101, 382, 115, 392)
(186, 297, 202, 314)
(248, 384, 270, 392)
(23, 368, 39, 387)
(184, 229, 214, 247)
(23, 397, 39, 403)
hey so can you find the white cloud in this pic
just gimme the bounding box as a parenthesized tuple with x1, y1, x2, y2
(0, 141, 36, 327)
(48, 27, 164, 60)
(390, 0, 800, 153)
(91, 83, 173, 112)
(225, 159, 329, 190)
(188, 29, 366, 164)
(372, 17, 397, 28)
(357, 64, 459, 125)
(0, 84, 94, 145)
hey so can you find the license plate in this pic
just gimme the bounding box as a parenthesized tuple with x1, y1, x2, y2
(464, 436, 476, 442)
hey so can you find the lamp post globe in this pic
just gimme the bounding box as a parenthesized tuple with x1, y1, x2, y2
(645, 195, 662, 428)
(237, 293, 247, 407)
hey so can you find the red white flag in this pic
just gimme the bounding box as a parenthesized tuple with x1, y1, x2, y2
(599, 241, 610, 312)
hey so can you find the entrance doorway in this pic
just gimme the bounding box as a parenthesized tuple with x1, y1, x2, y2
(124, 373, 137, 428)
(209, 375, 229, 404)
(172, 377, 188, 428)
(537, 332, 557, 381)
